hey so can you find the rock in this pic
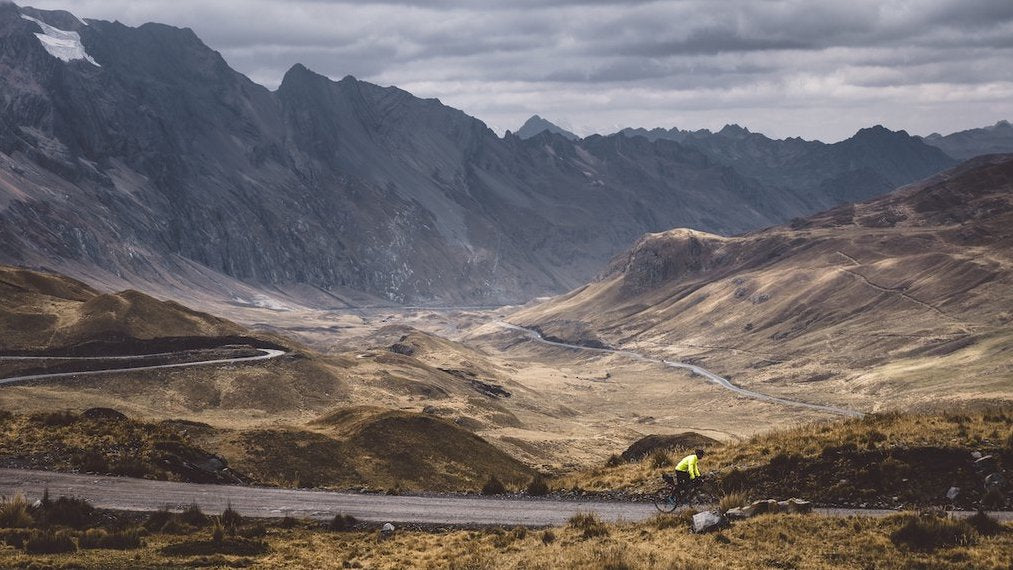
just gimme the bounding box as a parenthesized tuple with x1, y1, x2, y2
(780, 499, 813, 514)
(379, 522, 396, 541)
(82, 407, 128, 422)
(946, 486, 960, 500)
(692, 510, 726, 533)
(724, 506, 753, 520)
(985, 473, 1006, 492)
(389, 343, 415, 356)
(973, 455, 997, 474)
(971, 451, 983, 460)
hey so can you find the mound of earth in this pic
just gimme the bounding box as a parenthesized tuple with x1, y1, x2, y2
(0, 264, 282, 354)
(620, 432, 720, 462)
(230, 406, 534, 491)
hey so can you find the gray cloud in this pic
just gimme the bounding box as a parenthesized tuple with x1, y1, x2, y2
(27, 0, 1013, 141)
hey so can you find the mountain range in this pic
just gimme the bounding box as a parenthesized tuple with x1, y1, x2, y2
(0, 3, 984, 307)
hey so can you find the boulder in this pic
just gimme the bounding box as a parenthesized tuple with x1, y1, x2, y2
(985, 472, 1006, 492)
(973, 455, 997, 474)
(778, 499, 813, 514)
(692, 510, 726, 533)
(946, 486, 961, 500)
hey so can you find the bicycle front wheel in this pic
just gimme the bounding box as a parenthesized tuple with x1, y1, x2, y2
(653, 486, 680, 513)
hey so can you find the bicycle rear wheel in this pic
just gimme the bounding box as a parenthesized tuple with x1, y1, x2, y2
(653, 486, 680, 513)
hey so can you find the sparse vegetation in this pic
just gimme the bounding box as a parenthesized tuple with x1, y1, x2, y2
(24, 529, 77, 554)
(526, 475, 550, 496)
(555, 409, 1013, 508)
(889, 512, 979, 551)
(481, 475, 507, 495)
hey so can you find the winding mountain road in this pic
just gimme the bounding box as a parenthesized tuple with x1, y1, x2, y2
(2, 469, 1007, 526)
(0, 349, 286, 386)
(493, 322, 863, 418)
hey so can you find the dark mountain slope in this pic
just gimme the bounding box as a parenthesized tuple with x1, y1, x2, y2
(921, 120, 1013, 160)
(0, 4, 959, 305)
(514, 115, 578, 140)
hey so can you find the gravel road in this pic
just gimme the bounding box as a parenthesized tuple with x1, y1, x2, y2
(493, 321, 863, 418)
(3, 469, 1007, 526)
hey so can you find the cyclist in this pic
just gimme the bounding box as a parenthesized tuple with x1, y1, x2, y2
(674, 449, 705, 487)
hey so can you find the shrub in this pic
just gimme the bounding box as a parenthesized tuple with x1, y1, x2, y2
(143, 507, 173, 532)
(568, 512, 609, 539)
(526, 475, 550, 496)
(605, 454, 623, 467)
(222, 504, 243, 530)
(179, 503, 209, 527)
(36, 495, 94, 529)
(161, 538, 269, 557)
(718, 492, 748, 514)
(966, 511, 1006, 537)
(889, 513, 978, 551)
(280, 516, 298, 529)
(111, 458, 150, 478)
(25, 529, 77, 554)
(79, 527, 142, 550)
(648, 451, 672, 469)
(982, 487, 1006, 509)
(73, 451, 110, 474)
(31, 411, 78, 427)
(568, 512, 601, 530)
(0, 495, 34, 528)
(541, 529, 556, 545)
(0, 529, 31, 549)
(240, 523, 267, 539)
(481, 475, 507, 496)
(210, 517, 225, 544)
(328, 514, 358, 532)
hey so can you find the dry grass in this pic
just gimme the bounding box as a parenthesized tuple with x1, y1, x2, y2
(0, 513, 1008, 569)
(718, 492, 749, 513)
(555, 408, 1013, 499)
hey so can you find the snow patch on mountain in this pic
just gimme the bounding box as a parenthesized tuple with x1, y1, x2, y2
(20, 14, 99, 66)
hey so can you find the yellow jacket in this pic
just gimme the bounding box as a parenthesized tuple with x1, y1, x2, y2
(675, 454, 700, 479)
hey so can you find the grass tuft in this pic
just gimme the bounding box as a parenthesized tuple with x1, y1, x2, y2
(481, 475, 507, 495)
(648, 451, 672, 468)
(0, 495, 34, 528)
(718, 492, 749, 513)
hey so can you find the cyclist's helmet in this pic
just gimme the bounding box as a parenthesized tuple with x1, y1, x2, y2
(695, 449, 705, 458)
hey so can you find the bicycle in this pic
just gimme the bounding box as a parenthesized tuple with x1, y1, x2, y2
(653, 473, 714, 513)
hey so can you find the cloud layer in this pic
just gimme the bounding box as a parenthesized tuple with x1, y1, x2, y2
(29, 0, 1013, 141)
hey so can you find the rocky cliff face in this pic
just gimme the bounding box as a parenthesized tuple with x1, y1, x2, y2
(0, 4, 960, 306)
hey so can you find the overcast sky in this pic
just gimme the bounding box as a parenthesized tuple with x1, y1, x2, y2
(28, 0, 1013, 141)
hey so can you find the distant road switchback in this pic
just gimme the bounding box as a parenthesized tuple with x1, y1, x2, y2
(0, 349, 286, 386)
(493, 322, 864, 418)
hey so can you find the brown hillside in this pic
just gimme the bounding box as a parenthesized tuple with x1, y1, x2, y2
(514, 155, 1013, 412)
(0, 265, 257, 353)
